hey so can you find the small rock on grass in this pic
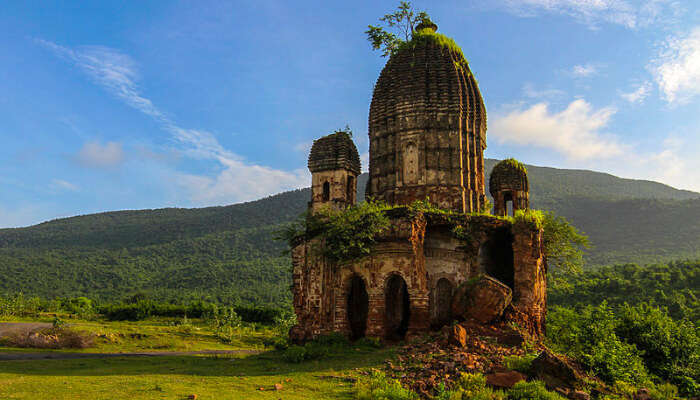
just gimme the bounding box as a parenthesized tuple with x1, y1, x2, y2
(485, 371, 526, 388)
(274, 383, 283, 391)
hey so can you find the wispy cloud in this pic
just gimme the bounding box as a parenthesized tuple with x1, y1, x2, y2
(76, 141, 125, 168)
(620, 81, 652, 103)
(490, 99, 624, 160)
(522, 83, 566, 99)
(50, 179, 80, 192)
(571, 63, 598, 77)
(39, 40, 308, 205)
(494, 0, 681, 29)
(652, 27, 700, 104)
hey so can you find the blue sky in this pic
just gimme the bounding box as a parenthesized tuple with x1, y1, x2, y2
(1, 0, 699, 227)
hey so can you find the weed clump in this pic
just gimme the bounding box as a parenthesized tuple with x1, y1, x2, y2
(355, 370, 418, 400)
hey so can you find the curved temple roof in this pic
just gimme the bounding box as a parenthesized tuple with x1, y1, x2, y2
(308, 131, 361, 175)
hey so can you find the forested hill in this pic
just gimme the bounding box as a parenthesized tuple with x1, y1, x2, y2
(1, 160, 699, 304)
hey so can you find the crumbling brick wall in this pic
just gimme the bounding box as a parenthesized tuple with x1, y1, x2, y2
(291, 213, 546, 342)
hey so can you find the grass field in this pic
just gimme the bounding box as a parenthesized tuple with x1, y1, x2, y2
(0, 317, 274, 353)
(0, 347, 392, 399)
(0, 318, 394, 399)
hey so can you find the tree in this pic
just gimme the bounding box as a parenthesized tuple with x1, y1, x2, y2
(365, 1, 432, 57)
(541, 211, 590, 274)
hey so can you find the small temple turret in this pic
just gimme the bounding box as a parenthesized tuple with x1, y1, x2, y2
(489, 159, 529, 216)
(307, 131, 361, 213)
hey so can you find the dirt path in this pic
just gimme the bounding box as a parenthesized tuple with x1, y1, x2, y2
(0, 349, 261, 361)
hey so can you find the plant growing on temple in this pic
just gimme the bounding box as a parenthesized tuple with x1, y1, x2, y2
(316, 200, 391, 262)
(365, 1, 432, 56)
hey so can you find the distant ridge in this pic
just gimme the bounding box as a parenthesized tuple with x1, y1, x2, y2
(1, 160, 698, 304)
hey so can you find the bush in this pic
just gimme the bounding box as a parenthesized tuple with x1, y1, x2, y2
(507, 381, 565, 400)
(355, 370, 418, 400)
(282, 345, 308, 363)
(311, 200, 392, 262)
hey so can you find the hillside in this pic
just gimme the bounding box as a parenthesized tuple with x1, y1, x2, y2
(1, 160, 698, 304)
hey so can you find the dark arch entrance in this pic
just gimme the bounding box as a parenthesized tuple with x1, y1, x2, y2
(430, 278, 453, 329)
(479, 228, 515, 289)
(322, 181, 330, 201)
(347, 275, 368, 340)
(385, 274, 410, 340)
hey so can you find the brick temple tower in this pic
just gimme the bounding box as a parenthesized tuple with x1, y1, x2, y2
(307, 131, 361, 213)
(366, 22, 487, 213)
(489, 159, 529, 217)
(290, 25, 547, 344)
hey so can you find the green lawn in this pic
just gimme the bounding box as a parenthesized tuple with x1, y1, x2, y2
(0, 348, 393, 399)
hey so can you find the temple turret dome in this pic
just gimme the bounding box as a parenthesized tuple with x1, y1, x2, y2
(489, 158, 529, 197)
(308, 131, 361, 175)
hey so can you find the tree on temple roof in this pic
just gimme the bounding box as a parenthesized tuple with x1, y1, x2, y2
(365, 1, 433, 57)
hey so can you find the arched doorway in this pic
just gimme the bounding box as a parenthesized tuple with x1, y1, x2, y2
(430, 278, 453, 329)
(478, 228, 515, 289)
(385, 274, 410, 340)
(347, 275, 368, 340)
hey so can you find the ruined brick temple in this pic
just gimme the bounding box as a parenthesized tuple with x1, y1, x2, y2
(290, 24, 546, 343)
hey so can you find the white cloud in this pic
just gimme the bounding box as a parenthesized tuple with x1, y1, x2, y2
(610, 136, 700, 193)
(76, 141, 125, 168)
(490, 99, 624, 160)
(50, 179, 80, 192)
(40, 40, 308, 205)
(496, 0, 681, 29)
(571, 63, 598, 77)
(653, 27, 700, 104)
(620, 81, 652, 103)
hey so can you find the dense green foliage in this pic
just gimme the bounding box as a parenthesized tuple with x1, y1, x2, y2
(547, 304, 650, 385)
(0, 293, 288, 326)
(549, 261, 700, 323)
(0, 159, 698, 305)
(548, 261, 700, 396)
(548, 303, 699, 395)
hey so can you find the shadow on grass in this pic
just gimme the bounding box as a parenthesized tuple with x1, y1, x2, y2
(0, 347, 394, 378)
